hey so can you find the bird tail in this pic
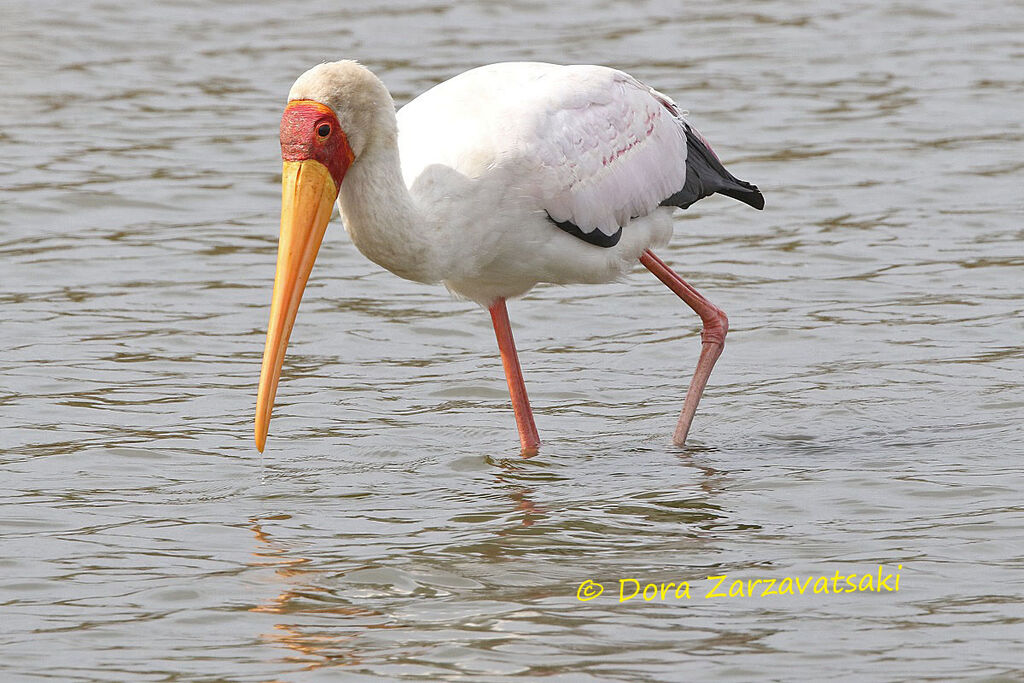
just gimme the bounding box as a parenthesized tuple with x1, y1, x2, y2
(717, 178, 765, 210)
(663, 123, 765, 211)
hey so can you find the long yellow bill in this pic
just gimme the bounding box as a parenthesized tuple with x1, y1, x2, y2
(255, 160, 338, 452)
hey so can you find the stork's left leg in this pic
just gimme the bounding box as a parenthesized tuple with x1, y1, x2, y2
(488, 298, 541, 456)
(639, 249, 728, 447)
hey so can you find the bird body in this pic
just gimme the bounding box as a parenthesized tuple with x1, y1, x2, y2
(397, 62, 684, 304)
(256, 60, 763, 453)
(288, 61, 758, 304)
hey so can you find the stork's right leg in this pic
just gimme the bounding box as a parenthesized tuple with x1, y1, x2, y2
(488, 297, 541, 456)
(639, 249, 728, 447)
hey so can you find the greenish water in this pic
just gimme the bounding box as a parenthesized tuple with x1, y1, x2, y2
(2, 0, 1022, 680)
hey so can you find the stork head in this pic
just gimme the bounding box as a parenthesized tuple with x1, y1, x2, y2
(255, 61, 394, 452)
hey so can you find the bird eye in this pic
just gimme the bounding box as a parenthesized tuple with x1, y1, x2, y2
(316, 124, 331, 137)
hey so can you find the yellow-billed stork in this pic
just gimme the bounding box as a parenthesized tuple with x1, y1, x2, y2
(255, 61, 763, 455)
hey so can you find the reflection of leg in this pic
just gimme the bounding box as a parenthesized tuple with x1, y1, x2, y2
(639, 250, 728, 446)
(488, 297, 540, 455)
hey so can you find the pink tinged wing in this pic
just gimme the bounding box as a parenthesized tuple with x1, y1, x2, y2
(532, 69, 689, 238)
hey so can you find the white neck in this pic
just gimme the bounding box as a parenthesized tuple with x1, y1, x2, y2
(336, 140, 446, 284)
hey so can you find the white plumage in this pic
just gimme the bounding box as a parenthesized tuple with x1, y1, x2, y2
(289, 61, 710, 304)
(399, 63, 689, 237)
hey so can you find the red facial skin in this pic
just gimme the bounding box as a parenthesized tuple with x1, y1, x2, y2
(279, 100, 354, 189)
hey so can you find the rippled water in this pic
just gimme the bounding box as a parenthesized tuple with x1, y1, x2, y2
(2, 0, 1023, 680)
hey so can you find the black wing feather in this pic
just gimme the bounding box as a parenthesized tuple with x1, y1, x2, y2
(662, 124, 765, 211)
(548, 216, 623, 247)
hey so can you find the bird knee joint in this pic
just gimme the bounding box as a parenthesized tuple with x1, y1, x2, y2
(701, 309, 728, 346)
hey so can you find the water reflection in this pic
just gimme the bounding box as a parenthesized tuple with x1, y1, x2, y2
(489, 457, 547, 528)
(249, 515, 374, 671)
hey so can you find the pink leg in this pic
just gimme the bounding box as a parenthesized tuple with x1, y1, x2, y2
(639, 249, 729, 447)
(488, 298, 541, 455)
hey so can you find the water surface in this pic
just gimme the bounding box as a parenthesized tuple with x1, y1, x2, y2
(2, 0, 1023, 680)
